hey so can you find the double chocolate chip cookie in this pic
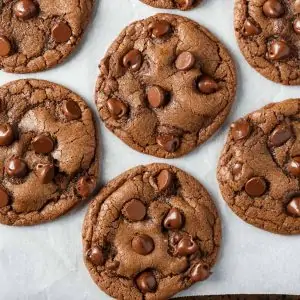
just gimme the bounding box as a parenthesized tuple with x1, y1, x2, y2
(0, 0, 94, 73)
(83, 163, 221, 299)
(235, 0, 300, 85)
(139, 0, 202, 10)
(218, 99, 300, 234)
(96, 14, 236, 158)
(0, 79, 99, 226)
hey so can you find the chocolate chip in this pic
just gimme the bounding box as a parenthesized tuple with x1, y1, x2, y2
(132, 234, 154, 255)
(149, 20, 171, 38)
(269, 125, 292, 147)
(156, 135, 180, 152)
(287, 157, 300, 176)
(35, 164, 55, 184)
(293, 18, 300, 34)
(86, 246, 105, 266)
(286, 197, 300, 217)
(176, 236, 199, 256)
(232, 162, 243, 176)
(107, 98, 128, 119)
(147, 86, 166, 108)
(77, 176, 96, 198)
(14, 0, 39, 20)
(0, 36, 12, 57)
(263, 0, 284, 18)
(52, 22, 72, 43)
(190, 263, 210, 283)
(268, 40, 291, 61)
(32, 134, 54, 154)
(295, 0, 300, 13)
(0, 124, 14, 146)
(243, 19, 261, 36)
(156, 169, 173, 191)
(163, 208, 183, 230)
(62, 100, 82, 120)
(0, 187, 9, 208)
(231, 119, 251, 141)
(136, 271, 157, 293)
(175, 51, 195, 71)
(178, 0, 194, 9)
(5, 157, 27, 178)
(123, 49, 142, 72)
(197, 75, 218, 94)
(245, 177, 267, 197)
(107, 260, 120, 270)
(122, 199, 146, 221)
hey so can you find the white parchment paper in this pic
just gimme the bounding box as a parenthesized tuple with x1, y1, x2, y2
(1, 0, 300, 299)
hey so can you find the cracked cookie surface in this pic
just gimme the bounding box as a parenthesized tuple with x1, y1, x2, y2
(139, 0, 202, 10)
(95, 14, 236, 159)
(82, 163, 221, 300)
(0, 0, 94, 73)
(218, 99, 300, 234)
(0, 79, 99, 226)
(235, 0, 300, 85)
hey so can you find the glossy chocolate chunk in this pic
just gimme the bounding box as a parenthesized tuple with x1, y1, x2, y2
(107, 98, 128, 119)
(0, 188, 9, 208)
(175, 51, 195, 71)
(52, 22, 72, 43)
(157, 169, 173, 191)
(132, 234, 154, 255)
(286, 197, 300, 217)
(232, 162, 243, 176)
(35, 163, 55, 184)
(178, 0, 194, 9)
(14, 0, 39, 20)
(163, 208, 184, 229)
(62, 100, 82, 120)
(0, 124, 14, 146)
(77, 176, 96, 198)
(268, 40, 291, 61)
(245, 177, 267, 197)
(231, 119, 251, 141)
(123, 49, 142, 72)
(0, 36, 12, 57)
(269, 125, 292, 147)
(287, 157, 300, 176)
(149, 20, 171, 38)
(147, 86, 166, 108)
(5, 157, 27, 178)
(197, 75, 218, 94)
(263, 0, 284, 18)
(176, 236, 199, 256)
(136, 271, 157, 293)
(32, 134, 54, 154)
(243, 19, 261, 36)
(122, 199, 146, 221)
(293, 18, 300, 34)
(156, 135, 180, 152)
(86, 246, 105, 266)
(190, 263, 210, 282)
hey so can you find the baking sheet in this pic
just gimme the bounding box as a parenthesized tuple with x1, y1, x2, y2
(1, 0, 300, 299)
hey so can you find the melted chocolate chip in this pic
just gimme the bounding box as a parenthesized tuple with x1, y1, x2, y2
(245, 177, 267, 197)
(156, 135, 180, 153)
(268, 40, 291, 61)
(14, 0, 39, 20)
(178, 0, 194, 9)
(62, 100, 82, 120)
(147, 86, 166, 108)
(122, 199, 146, 221)
(86, 246, 105, 266)
(107, 98, 128, 119)
(243, 19, 261, 36)
(77, 176, 96, 198)
(0, 36, 12, 57)
(35, 164, 55, 184)
(232, 162, 243, 176)
(176, 236, 199, 256)
(149, 20, 171, 38)
(163, 208, 184, 230)
(190, 263, 210, 283)
(0, 187, 9, 208)
(52, 22, 72, 43)
(5, 157, 27, 178)
(197, 75, 218, 94)
(156, 169, 173, 191)
(123, 49, 142, 72)
(293, 18, 300, 34)
(287, 156, 300, 176)
(32, 134, 54, 154)
(0, 124, 14, 146)
(175, 51, 195, 71)
(263, 0, 284, 18)
(269, 125, 292, 147)
(132, 234, 154, 255)
(286, 197, 300, 217)
(231, 119, 251, 141)
(136, 271, 157, 293)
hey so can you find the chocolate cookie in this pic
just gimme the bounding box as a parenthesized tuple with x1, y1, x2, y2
(95, 14, 236, 158)
(217, 99, 300, 234)
(82, 163, 221, 299)
(139, 0, 202, 10)
(0, 79, 99, 226)
(235, 0, 300, 85)
(0, 0, 94, 73)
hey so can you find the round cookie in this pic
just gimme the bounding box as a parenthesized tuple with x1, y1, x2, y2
(235, 0, 300, 85)
(95, 14, 236, 159)
(0, 79, 99, 226)
(139, 0, 202, 10)
(218, 99, 300, 234)
(82, 163, 221, 300)
(0, 0, 94, 73)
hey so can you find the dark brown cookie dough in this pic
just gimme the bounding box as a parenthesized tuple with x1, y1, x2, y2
(82, 163, 221, 300)
(95, 14, 236, 159)
(0, 79, 99, 226)
(0, 0, 94, 73)
(235, 0, 300, 85)
(218, 99, 300, 234)
(139, 0, 202, 10)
